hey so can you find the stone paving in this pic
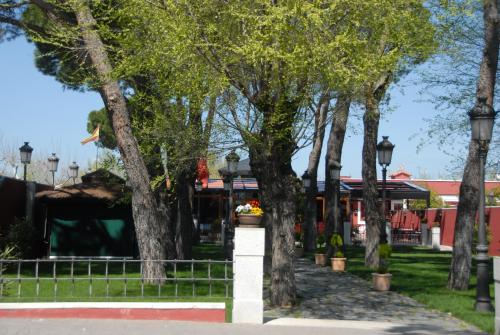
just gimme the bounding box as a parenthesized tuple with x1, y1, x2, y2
(264, 258, 487, 335)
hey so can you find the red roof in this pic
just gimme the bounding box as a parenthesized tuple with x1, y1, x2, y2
(390, 171, 412, 180)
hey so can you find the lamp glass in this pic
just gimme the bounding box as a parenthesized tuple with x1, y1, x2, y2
(19, 142, 33, 164)
(225, 150, 240, 174)
(377, 136, 394, 166)
(69, 162, 79, 179)
(301, 171, 311, 189)
(48, 153, 59, 172)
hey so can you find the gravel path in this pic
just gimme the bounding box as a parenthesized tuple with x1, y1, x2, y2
(264, 258, 487, 335)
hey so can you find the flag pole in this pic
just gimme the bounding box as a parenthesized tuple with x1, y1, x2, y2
(96, 142, 99, 170)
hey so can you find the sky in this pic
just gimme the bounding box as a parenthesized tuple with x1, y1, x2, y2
(0, 37, 466, 181)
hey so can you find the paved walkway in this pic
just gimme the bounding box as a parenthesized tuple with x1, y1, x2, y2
(264, 258, 487, 335)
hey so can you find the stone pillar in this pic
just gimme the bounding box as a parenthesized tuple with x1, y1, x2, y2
(421, 223, 428, 246)
(495, 257, 500, 335)
(432, 226, 440, 250)
(343, 221, 351, 245)
(232, 227, 265, 324)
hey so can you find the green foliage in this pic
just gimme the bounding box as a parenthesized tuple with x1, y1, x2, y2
(316, 234, 326, 253)
(409, 183, 447, 209)
(0, 218, 38, 259)
(377, 243, 392, 274)
(87, 109, 117, 150)
(330, 233, 344, 258)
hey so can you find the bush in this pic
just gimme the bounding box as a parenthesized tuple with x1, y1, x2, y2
(0, 217, 38, 259)
(377, 243, 392, 274)
(330, 233, 344, 258)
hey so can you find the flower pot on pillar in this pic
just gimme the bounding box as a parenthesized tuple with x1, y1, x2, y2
(238, 214, 262, 228)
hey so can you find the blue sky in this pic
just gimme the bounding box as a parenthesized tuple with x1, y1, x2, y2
(0, 37, 465, 180)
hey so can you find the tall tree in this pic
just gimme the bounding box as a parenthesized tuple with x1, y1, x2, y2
(69, 0, 170, 280)
(303, 93, 329, 253)
(362, 75, 391, 267)
(323, 94, 351, 260)
(448, 0, 500, 290)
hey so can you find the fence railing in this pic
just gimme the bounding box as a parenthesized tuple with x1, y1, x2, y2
(352, 229, 422, 246)
(0, 258, 233, 301)
(391, 229, 421, 246)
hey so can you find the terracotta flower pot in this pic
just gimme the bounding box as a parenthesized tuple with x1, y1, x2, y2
(315, 253, 326, 265)
(238, 214, 262, 228)
(372, 273, 392, 291)
(330, 257, 346, 272)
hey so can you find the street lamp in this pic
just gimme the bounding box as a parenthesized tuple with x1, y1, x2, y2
(223, 150, 240, 259)
(69, 162, 79, 185)
(329, 160, 342, 254)
(48, 153, 59, 187)
(195, 179, 203, 244)
(468, 97, 497, 312)
(301, 170, 311, 193)
(377, 136, 395, 244)
(19, 142, 33, 182)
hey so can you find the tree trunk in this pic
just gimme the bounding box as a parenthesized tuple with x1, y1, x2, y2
(250, 150, 297, 307)
(324, 94, 351, 260)
(448, 0, 499, 290)
(362, 94, 382, 268)
(248, 98, 298, 307)
(175, 170, 195, 260)
(72, 2, 167, 281)
(303, 94, 329, 252)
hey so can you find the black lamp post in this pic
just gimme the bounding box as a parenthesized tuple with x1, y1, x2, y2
(223, 150, 240, 259)
(469, 97, 497, 312)
(19, 142, 33, 182)
(48, 153, 59, 188)
(301, 170, 311, 193)
(376, 136, 395, 244)
(329, 160, 342, 237)
(69, 162, 79, 185)
(195, 179, 203, 243)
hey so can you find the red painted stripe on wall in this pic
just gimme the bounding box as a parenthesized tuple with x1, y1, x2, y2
(0, 308, 225, 322)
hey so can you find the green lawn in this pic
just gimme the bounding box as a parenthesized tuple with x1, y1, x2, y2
(345, 246, 495, 334)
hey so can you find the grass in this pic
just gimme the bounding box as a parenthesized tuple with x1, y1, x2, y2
(0, 243, 233, 322)
(345, 246, 495, 334)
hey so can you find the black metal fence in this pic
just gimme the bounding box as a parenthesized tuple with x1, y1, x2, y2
(391, 229, 421, 245)
(0, 258, 233, 301)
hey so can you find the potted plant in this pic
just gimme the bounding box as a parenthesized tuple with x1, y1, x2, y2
(315, 234, 327, 265)
(330, 233, 346, 272)
(372, 243, 392, 291)
(295, 232, 304, 257)
(235, 201, 264, 227)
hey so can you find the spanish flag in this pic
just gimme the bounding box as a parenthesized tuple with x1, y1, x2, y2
(81, 125, 100, 145)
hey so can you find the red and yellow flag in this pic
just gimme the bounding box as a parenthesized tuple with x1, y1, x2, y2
(81, 125, 100, 145)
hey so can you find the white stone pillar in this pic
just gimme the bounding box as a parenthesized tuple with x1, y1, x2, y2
(343, 221, 351, 245)
(232, 227, 265, 324)
(386, 222, 392, 245)
(431, 226, 441, 250)
(421, 223, 428, 246)
(495, 257, 500, 335)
